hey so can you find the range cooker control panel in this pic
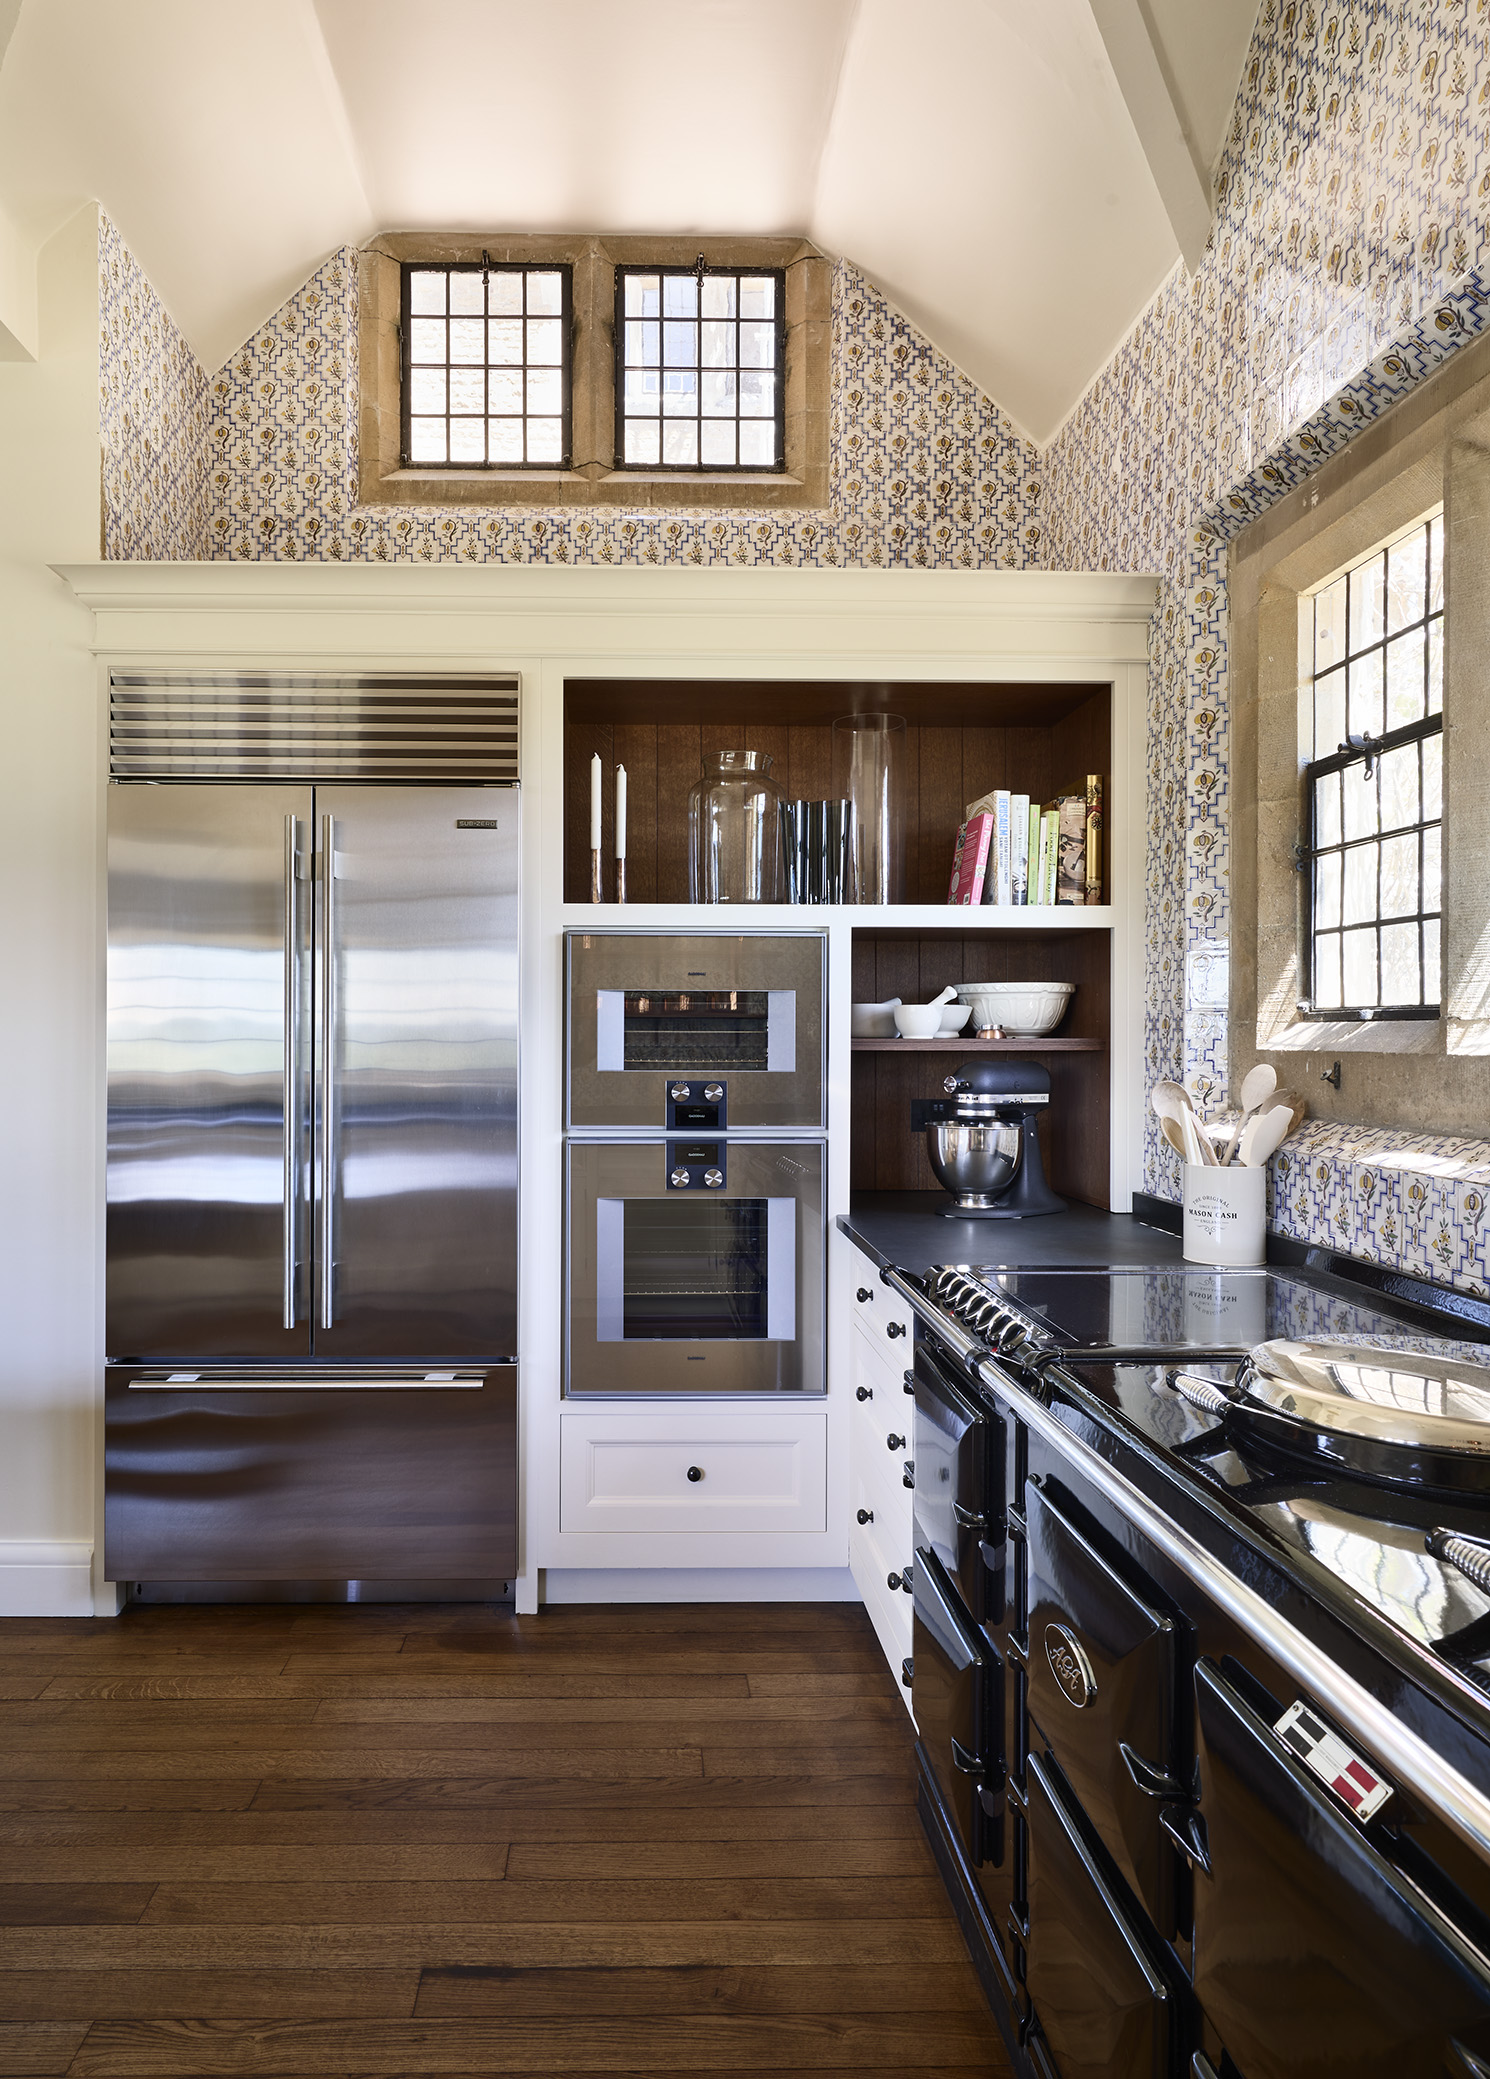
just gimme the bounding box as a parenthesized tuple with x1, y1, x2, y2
(928, 1266, 1055, 1358)
(666, 1080, 727, 1131)
(666, 1141, 726, 1191)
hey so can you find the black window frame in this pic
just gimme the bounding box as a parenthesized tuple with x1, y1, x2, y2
(399, 260, 573, 472)
(612, 262, 786, 475)
(1299, 515, 1444, 1023)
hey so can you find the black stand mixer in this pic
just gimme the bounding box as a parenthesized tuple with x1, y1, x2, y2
(912, 1057, 1066, 1219)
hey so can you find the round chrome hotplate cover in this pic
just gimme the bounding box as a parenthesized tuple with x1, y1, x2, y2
(1231, 1337, 1490, 1495)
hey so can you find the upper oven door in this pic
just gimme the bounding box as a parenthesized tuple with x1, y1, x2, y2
(565, 1140, 824, 1395)
(565, 932, 825, 1133)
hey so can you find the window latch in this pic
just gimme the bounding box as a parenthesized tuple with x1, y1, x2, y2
(1338, 730, 1378, 778)
(1292, 842, 1310, 873)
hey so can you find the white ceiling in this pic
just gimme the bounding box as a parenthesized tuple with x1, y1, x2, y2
(0, 0, 1260, 442)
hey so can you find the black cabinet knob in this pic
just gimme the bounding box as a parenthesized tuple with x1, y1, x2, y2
(887, 1571, 903, 1591)
(686, 1466, 703, 1483)
(856, 1508, 874, 1525)
(855, 1385, 872, 1402)
(886, 1321, 906, 1339)
(856, 1287, 872, 1303)
(886, 1432, 906, 1451)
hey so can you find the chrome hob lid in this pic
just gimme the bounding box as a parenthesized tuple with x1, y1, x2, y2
(1227, 1337, 1490, 1495)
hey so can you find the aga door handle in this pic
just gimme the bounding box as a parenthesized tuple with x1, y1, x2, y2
(1159, 1805, 1212, 1877)
(952, 1500, 986, 1529)
(1120, 1741, 1186, 1800)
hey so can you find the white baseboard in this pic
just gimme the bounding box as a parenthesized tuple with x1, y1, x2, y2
(540, 1566, 861, 1605)
(0, 1541, 94, 1617)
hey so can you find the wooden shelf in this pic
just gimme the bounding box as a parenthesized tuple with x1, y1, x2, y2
(851, 1036, 1104, 1052)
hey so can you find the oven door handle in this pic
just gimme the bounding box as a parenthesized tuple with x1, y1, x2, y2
(951, 1735, 992, 1778)
(952, 1500, 987, 1529)
(1119, 1740, 1187, 1801)
(1159, 1804, 1212, 1878)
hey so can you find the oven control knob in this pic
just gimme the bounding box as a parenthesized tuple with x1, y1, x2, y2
(669, 1083, 691, 1101)
(703, 1082, 724, 1102)
(703, 1168, 724, 1188)
(669, 1167, 691, 1188)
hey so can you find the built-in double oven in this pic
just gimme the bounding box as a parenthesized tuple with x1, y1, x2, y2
(564, 933, 826, 1396)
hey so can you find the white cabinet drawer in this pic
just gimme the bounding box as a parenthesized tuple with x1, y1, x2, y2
(560, 1410, 828, 1536)
(848, 1268, 914, 1374)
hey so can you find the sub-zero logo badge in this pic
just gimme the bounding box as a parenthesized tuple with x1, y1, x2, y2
(1044, 1622, 1097, 1708)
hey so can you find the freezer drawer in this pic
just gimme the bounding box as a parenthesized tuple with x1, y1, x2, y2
(105, 1366, 516, 1580)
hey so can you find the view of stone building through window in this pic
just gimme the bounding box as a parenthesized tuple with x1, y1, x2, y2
(402, 264, 571, 467)
(1303, 512, 1444, 1016)
(616, 266, 783, 470)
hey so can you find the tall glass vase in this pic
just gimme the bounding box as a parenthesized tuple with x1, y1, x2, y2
(688, 750, 786, 903)
(833, 714, 905, 905)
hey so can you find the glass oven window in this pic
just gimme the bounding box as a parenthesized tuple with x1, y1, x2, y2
(621, 1199, 769, 1338)
(621, 990, 770, 1071)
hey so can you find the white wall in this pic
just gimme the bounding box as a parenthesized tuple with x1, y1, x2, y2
(0, 203, 102, 1615)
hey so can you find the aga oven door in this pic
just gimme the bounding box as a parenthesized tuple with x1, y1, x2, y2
(1024, 1475, 1181, 1936)
(1025, 1754, 1174, 2079)
(565, 1140, 824, 1394)
(913, 1340, 1004, 1625)
(566, 932, 824, 1132)
(1192, 1658, 1490, 2079)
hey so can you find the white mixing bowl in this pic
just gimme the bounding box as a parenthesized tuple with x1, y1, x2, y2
(958, 982, 1075, 1037)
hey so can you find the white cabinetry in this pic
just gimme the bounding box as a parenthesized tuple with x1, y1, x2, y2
(847, 1268, 917, 1716)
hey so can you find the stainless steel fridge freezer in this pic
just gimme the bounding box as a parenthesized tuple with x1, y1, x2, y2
(105, 783, 519, 1581)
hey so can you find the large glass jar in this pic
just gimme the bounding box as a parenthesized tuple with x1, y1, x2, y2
(689, 750, 786, 903)
(832, 713, 906, 904)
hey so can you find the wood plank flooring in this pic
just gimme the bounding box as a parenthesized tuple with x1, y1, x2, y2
(0, 1601, 1009, 2077)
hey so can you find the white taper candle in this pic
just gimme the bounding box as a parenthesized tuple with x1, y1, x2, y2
(615, 764, 627, 860)
(590, 754, 602, 851)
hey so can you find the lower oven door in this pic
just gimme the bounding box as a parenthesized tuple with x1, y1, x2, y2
(565, 1140, 824, 1394)
(912, 1546, 1003, 1870)
(1192, 1658, 1490, 2079)
(1025, 1753, 1173, 2079)
(1025, 1476, 1180, 1934)
(913, 1340, 1003, 1623)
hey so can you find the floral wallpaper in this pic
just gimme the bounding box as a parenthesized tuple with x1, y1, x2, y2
(94, 0, 1490, 1297)
(102, 250, 1044, 571)
(98, 214, 212, 559)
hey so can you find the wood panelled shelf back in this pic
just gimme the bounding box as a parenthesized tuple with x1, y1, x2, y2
(563, 678, 1111, 906)
(850, 927, 1112, 1208)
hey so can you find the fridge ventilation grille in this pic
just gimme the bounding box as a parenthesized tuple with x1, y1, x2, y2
(109, 674, 520, 782)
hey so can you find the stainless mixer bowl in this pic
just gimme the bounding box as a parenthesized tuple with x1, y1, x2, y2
(926, 1118, 1023, 1208)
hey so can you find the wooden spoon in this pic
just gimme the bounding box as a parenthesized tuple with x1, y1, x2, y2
(1222, 1062, 1278, 1168)
(1158, 1115, 1192, 1164)
(1240, 1103, 1293, 1167)
(1152, 1082, 1213, 1165)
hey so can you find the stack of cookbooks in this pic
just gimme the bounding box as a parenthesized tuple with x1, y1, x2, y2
(947, 776, 1102, 907)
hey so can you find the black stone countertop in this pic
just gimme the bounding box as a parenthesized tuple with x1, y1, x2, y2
(837, 1191, 1187, 1277)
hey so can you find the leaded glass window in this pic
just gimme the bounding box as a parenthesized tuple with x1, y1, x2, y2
(615, 266, 784, 471)
(1302, 512, 1443, 1018)
(401, 263, 571, 468)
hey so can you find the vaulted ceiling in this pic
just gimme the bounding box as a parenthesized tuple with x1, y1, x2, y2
(0, 0, 1259, 442)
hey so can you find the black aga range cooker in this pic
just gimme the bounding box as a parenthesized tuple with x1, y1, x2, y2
(892, 1260, 1490, 2079)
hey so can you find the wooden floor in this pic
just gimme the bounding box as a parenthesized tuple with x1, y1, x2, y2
(0, 1599, 1010, 2078)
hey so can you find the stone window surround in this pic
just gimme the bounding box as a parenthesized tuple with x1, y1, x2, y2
(1230, 327, 1490, 1137)
(358, 233, 830, 510)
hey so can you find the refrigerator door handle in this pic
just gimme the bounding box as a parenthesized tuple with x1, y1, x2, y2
(282, 814, 300, 1330)
(319, 813, 337, 1331)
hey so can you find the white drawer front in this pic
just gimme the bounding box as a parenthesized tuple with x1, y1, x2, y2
(560, 1412, 828, 1535)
